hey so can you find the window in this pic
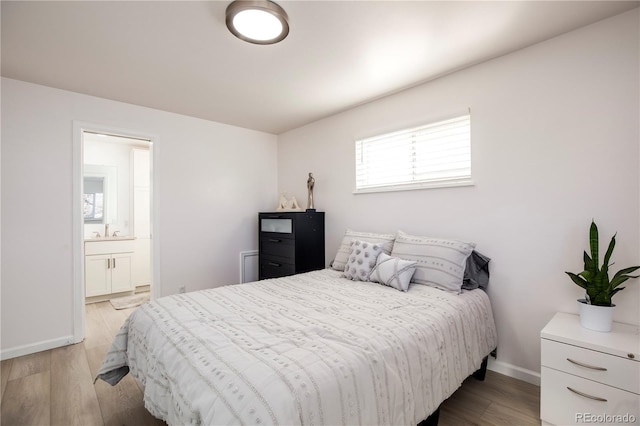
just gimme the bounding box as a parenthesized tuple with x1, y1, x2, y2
(355, 114, 472, 193)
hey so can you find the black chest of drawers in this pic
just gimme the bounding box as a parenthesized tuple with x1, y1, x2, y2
(258, 212, 325, 280)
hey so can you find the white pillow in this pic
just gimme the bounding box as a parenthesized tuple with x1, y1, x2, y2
(391, 230, 475, 293)
(342, 240, 384, 281)
(331, 229, 395, 271)
(369, 253, 417, 292)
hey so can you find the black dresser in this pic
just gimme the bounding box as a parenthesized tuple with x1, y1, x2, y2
(258, 211, 325, 280)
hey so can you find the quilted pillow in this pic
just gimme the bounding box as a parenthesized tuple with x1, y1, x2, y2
(342, 240, 384, 281)
(331, 229, 395, 271)
(391, 230, 475, 293)
(369, 253, 417, 292)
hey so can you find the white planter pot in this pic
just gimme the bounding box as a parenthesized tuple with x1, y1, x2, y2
(577, 299, 614, 332)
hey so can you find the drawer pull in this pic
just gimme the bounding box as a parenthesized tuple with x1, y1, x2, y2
(268, 239, 282, 243)
(566, 358, 607, 371)
(268, 262, 281, 267)
(566, 386, 607, 402)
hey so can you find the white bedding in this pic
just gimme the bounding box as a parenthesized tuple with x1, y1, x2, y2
(97, 268, 497, 426)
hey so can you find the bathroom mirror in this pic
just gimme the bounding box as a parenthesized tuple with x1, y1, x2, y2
(83, 177, 104, 222)
(83, 165, 117, 224)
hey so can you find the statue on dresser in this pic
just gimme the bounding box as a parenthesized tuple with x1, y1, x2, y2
(276, 193, 302, 211)
(306, 172, 315, 211)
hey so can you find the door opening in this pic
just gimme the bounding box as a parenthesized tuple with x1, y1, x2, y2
(72, 123, 158, 343)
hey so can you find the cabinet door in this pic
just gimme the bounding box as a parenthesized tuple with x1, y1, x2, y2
(132, 239, 151, 287)
(110, 253, 133, 293)
(85, 254, 110, 297)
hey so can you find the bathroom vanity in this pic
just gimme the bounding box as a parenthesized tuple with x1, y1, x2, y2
(85, 237, 135, 298)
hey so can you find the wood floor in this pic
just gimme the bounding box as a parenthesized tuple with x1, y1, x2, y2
(1, 302, 541, 426)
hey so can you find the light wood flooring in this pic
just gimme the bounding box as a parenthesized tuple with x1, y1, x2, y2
(1, 302, 540, 425)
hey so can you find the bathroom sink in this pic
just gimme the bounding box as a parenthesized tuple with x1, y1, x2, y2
(85, 236, 136, 242)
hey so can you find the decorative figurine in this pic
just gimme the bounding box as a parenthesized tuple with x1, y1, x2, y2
(306, 173, 315, 211)
(276, 193, 302, 211)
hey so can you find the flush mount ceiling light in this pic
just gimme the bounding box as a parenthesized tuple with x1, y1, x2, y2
(226, 0, 289, 45)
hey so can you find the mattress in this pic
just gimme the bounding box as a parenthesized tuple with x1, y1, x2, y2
(97, 268, 497, 425)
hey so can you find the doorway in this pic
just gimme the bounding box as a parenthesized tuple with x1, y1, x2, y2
(72, 122, 158, 343)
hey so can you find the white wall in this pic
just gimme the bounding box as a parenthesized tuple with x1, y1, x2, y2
(1, 78, 278, 355)
(277, 10, 640, 380)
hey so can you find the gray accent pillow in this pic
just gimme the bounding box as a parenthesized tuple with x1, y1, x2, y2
(391, 230, 475, 293)
(462, 250, 491, 290)
(342, 240, 384, 281)
(331, 229, 395, 271)
(369, 253, 417, 292)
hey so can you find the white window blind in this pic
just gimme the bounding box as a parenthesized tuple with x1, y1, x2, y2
(355, 114, 472, 193)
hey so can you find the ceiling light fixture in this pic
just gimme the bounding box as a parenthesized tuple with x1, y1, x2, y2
(226, 0, 289, 45)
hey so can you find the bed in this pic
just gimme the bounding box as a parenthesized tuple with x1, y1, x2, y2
(97, 229, 497, 425)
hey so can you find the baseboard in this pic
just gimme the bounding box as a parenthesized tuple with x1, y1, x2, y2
(0, 335, 74, 361)
(488, 357, 541, 386)
(135, 284, 151, 293)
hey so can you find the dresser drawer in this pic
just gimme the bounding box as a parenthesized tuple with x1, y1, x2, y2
(259, 258, 295, 279)
(260, 217, 294, 236)
(542, 339, 640, 394)
(260, 237, 295, 260)
(541, 366, 639, 425)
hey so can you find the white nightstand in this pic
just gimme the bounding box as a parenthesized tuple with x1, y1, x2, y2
(540, 312, 640, 425)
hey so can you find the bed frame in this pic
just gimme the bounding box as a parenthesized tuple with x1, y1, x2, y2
(418, 354, 490, 426)
(97, 268, 497, 425)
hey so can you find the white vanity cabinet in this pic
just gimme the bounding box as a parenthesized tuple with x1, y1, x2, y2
(85, 239, 135, 297)
(540, 312, 640, 426)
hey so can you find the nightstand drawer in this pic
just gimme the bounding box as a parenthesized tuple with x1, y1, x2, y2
(259, 258, 295, 279)
(541, 366, 639, 426)
(260, 237, 295, 260)
(542, 339, 639, 394)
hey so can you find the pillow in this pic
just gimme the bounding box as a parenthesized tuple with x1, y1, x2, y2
(369, 253, 417, 292)
(331, 229, 395, 271)
(462, 250, 491, 290)
(342, 240, 384, 281)
(391, 230, 475, 293)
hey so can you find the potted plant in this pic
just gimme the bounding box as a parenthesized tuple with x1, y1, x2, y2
(565, 220, 640, 332)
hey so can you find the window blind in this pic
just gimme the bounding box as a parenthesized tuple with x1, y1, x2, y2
(355, 114, 471, 192)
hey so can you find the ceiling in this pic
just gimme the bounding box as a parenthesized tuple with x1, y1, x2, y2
(2, 1, 638, 135)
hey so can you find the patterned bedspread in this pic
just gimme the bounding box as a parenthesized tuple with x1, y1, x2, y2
(97, 269, 497, 425)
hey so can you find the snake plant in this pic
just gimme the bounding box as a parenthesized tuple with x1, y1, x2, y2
(565, 220, 640, 306)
